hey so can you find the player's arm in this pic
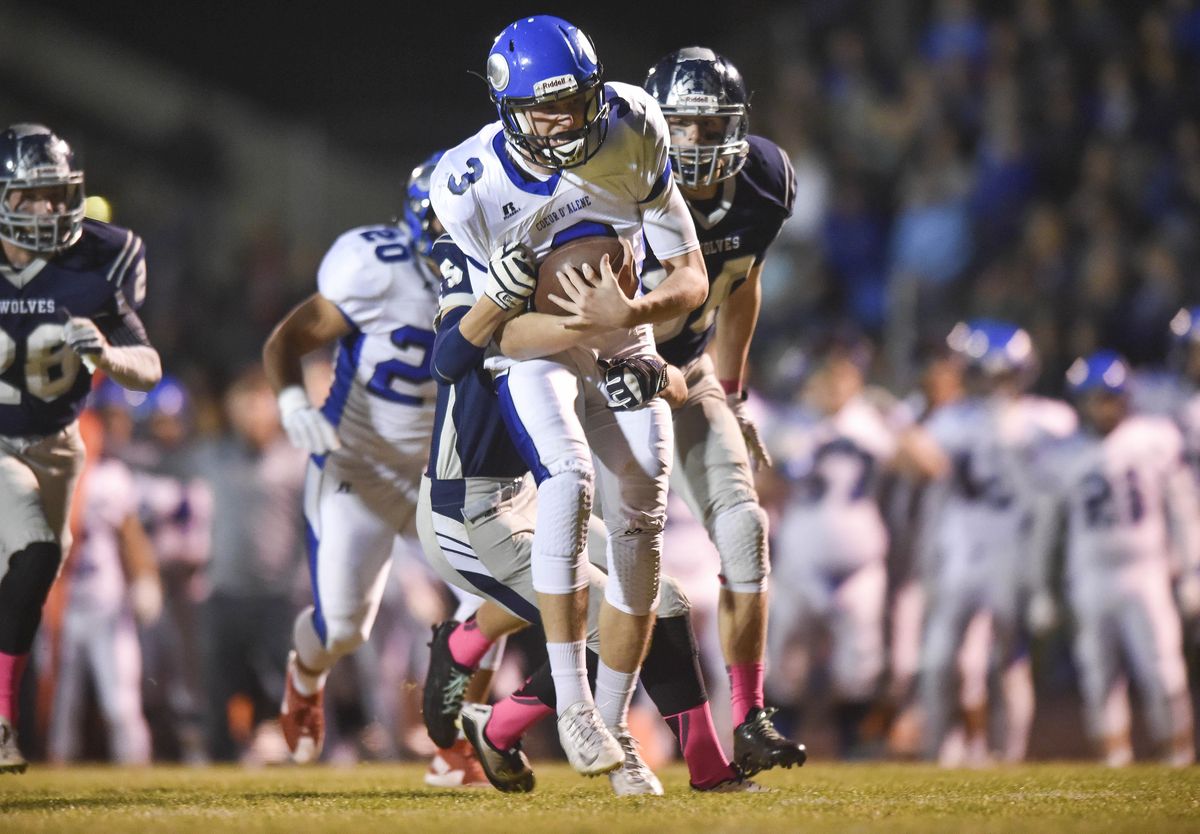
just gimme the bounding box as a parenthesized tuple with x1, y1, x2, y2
(1162, 434, 1200, 616)
(893, 424, 951, 480)
(263, 293, 351, 453)
(712, 260, 764, 393)
(66, 303, 162, 391)
(117, 510, 163, 625)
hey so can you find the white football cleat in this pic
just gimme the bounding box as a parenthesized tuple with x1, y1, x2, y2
(557, 702, 622, 776)
(0, 716, 27, 774)
(608, 730, 663, 796)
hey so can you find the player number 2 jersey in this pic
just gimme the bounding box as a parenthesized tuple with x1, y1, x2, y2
(316, 224, 439, 469)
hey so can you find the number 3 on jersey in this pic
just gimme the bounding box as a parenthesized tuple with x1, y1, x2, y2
(0, 323, 81, 405)
(367, 325, 434, 405)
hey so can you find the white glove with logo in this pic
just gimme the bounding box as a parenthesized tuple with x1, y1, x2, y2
(65, 315, 106, 357)
(598, 354, 668, 411)
(727, 392, 772, 470)
(1026, 588, 1059, 635)
(486, 241, 537, 311)
(278, 385, 341, 454)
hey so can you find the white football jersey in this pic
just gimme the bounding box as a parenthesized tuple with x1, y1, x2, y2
(316, 223, 439, 469)
(925, 394, 1077, 557)
(67, 458, 138, 614)
(773, 396, 898, 570)
(1037, 416, 1195, 575)
(430, 82, 699, 361)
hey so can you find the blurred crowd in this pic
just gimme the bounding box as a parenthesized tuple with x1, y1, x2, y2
(14, 0, 1200, 766)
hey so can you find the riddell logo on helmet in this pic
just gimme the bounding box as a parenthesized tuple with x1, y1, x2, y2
(678, 94, 719, 108)
(533, 74, 579, 97)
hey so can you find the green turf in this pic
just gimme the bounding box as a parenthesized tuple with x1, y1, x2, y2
(2, 762, 1198, 833)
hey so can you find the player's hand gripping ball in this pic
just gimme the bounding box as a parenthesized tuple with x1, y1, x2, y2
(537, 236, 638, 323)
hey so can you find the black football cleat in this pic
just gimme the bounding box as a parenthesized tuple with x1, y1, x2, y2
(422, 620, 474, 750)
(733, 706, 807, 776)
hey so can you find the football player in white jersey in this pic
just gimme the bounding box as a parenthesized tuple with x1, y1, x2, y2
(919, 320, 1076, 765)
(768, 332, 945, 756)
(429, 15, 707, 773)
(1028, 351, 1200, 766)
(264, 153, 449, 765)
(1168, 307, 1200, 498)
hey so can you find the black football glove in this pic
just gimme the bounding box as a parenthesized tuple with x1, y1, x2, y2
(598, 353, 669, 411)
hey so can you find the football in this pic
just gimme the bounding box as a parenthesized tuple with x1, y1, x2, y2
(534, 235, 636, 315)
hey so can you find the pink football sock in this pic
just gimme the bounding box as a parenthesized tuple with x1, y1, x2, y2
(665, 702, 737, 789)
(447, 618, 494, 670)
(0, 652, 29, 723)
(727, 662, 764, 725)
(484, 694, 554, 750)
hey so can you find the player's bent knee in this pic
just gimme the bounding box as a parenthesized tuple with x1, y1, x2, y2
(605, 527, 664, 616)
(713, 501, 769, 593)
(322, 617, 370, 657)
(657, 575, 690, 619)
(531, 469, 594, 595)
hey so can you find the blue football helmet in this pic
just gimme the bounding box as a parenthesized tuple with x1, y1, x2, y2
(945, 319, 1037, 377)
(405, 150, 444, 256)
(0, 123, 86, 254)
(644, 47, 750, 188)
(486, 15, 608, 169)
(135, 374, 190, 421)
(1065, 350, 1130, 397)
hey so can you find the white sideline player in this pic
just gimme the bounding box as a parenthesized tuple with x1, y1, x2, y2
(1028, 351, 1199, 766)
(265, 154, 474, 766)
(47, 410, 160, 764)
(919, 319, 1076, 765)
(429, 15, 707, 774)
(767, 333, 946, 756)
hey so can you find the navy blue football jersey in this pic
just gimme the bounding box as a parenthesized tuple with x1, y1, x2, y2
(0, 219, 147, 436)
(644, 134, 795, 367)
(425, 237, 527, 482)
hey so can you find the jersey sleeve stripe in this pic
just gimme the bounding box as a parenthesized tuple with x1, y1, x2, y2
(639, 160, 673, 205)
(439, 292, 477, 312)
(105, 231, 136, 283)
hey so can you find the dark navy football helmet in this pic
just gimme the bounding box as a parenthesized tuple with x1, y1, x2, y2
(486, 15, 608, 169)
(644, 47, 750, 188)
(1065, 350, 1129, 397)
(946, 319, 1037, 379)
(405, 150, 444, 257)
(0, 123, 86, 254)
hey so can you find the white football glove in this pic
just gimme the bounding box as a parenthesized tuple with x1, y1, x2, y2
(598, 354, 668, 411)
(727, 392, 772, 470)
(64, 315, 106, 357)
(1026, 588, 1059, 635)
(130, 574, 163, 626)
(278, 385, 341, 454)
(486, 241, 537, 311)
(1178, 573, 1200, 620)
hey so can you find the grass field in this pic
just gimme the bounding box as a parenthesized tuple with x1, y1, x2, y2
(2, 762, 1198, 833)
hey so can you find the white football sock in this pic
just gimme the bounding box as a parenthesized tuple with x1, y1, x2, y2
(595, 660, 637, 731)
(547, 640, 591, 715)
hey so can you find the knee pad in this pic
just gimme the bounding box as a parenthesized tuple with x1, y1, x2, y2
(0, 541, 63, 654)
(604, 519, 665, 616)
(531, 469, 593, 596)
(657, 575, 691, 619)
(712, 501, 769, 594)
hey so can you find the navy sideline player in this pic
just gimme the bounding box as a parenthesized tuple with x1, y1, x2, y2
(0, 124, 161, 773)
(641, 48, 805, 770)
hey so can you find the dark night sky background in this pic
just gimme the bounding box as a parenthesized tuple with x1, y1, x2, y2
(34, 0, 784, 156)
